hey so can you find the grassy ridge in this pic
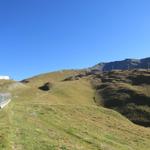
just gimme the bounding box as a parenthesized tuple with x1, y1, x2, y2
(0, 70, 150, 150)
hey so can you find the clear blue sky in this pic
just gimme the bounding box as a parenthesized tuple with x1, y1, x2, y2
(0, 0, 150, 80)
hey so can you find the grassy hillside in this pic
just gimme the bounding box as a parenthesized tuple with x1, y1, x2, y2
(0, 70, 150, 150)
(92, 70, 150, 127)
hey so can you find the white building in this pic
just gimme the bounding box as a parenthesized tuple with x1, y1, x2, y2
(0, 76, 10, 80)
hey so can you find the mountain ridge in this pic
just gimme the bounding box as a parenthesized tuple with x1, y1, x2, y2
(0, 60, 150, 149)
(91, 57, 150, 71)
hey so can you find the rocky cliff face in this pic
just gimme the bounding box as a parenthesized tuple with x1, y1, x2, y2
(91, 57, 150, 71)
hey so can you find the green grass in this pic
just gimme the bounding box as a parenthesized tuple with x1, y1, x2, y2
(94, 70, 150, 127)
(1, 102, 150, 150)
(0, 70, 150, 150)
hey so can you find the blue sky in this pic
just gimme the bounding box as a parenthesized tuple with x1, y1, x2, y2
(0, 0, 150, 80)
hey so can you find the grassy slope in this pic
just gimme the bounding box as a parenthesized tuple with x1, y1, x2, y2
(0, 70, 150, 150)
(94, 70, 150, 127)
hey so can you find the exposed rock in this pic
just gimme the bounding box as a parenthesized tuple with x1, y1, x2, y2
(39, 82, 53, 91)
(91, 57, 150, 72)
(21, 79, 30, 83)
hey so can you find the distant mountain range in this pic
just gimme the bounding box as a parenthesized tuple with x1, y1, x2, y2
(91, 57, 150, 71)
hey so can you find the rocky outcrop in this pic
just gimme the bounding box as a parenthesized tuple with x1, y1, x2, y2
(91, 57, 150, 71)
